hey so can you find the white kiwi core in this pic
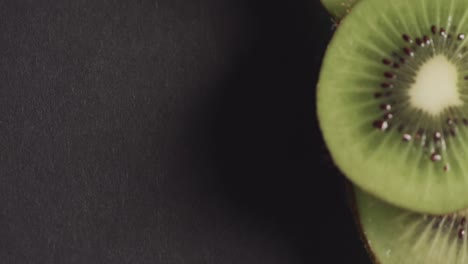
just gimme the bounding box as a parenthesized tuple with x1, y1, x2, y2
(408, 55, 462, 116)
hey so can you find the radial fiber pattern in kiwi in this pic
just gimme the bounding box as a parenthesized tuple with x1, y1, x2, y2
(355, 188, 468, 264)
(318, 0, 468, 214)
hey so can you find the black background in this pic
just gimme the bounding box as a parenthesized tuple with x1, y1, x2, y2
(0, 0, 371, 263)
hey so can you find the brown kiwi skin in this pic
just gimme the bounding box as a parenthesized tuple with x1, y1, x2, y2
(345, 180, 380, 264)
(321, 147, 378, 263)
(321, 145, 378, 263)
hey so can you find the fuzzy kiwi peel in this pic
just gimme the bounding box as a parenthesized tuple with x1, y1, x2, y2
(318, 0, 468, 214)
(353, 186, 468, 264)
(320, 0, 358, 20)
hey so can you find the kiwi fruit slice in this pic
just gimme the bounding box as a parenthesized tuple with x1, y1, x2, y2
(317, 0, 468, 214)
(320, 0, 358, 19)
(354, 187, 468, 264)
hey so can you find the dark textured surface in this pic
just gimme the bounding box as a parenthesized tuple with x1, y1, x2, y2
(0, 0, 370, 263)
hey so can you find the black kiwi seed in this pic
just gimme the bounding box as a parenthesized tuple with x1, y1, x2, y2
(415, 38, 425, 47)
(431, 153, 442, 162)
(433, 216, 443, 228)
(381, 83, 394, 88)
(440, 27, 447, 37)
(403, 47, 414, 56)
(423, 35, 431, 45)
(373, 120, 389, 131)
(384, 72, 396, 78)
(402, 34, 412, 43)
(458, 228, 466, 239)
(380, 104, 392, 111)
(444, 164, 450, 172)
(402, 134, 412, 142)
(382, 58, 392, 65)
(449, 129, 456, 137)
(415, 129, 424, 139)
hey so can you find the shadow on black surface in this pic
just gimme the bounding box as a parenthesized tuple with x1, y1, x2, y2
(0, 0, 372, 263)
(186, 0, 371, 263)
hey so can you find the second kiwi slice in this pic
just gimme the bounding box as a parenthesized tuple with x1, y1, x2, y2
(318, 0, 468, 214)
(354, 187, 468, 264)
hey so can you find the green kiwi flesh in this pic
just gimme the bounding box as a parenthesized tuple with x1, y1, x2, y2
(317, 0, 468, 214)
(354, 187, 468, 264)
(320, 0, 358, 19)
